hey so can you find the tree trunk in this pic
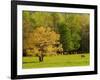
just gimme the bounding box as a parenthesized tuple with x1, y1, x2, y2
(39, 54, 44, 62)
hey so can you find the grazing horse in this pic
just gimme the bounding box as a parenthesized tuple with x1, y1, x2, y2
(81, 54, 85, 58)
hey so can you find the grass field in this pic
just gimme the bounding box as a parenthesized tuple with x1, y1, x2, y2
(22, 54, 90, 69)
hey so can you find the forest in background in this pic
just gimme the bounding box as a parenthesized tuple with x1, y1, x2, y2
(23, 11, 90, 62)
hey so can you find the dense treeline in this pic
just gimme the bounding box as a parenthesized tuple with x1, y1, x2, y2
(23, 11, 90, 58)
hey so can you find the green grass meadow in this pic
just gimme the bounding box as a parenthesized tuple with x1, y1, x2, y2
(22, 54, 90, 69)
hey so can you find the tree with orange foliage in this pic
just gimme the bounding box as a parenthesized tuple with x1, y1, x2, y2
(27, 27, 62, 62)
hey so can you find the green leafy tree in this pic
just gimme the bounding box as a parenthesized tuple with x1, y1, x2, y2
(58, 23, 74, 51)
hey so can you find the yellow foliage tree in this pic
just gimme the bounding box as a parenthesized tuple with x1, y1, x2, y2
(26, 26, 62, 62)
